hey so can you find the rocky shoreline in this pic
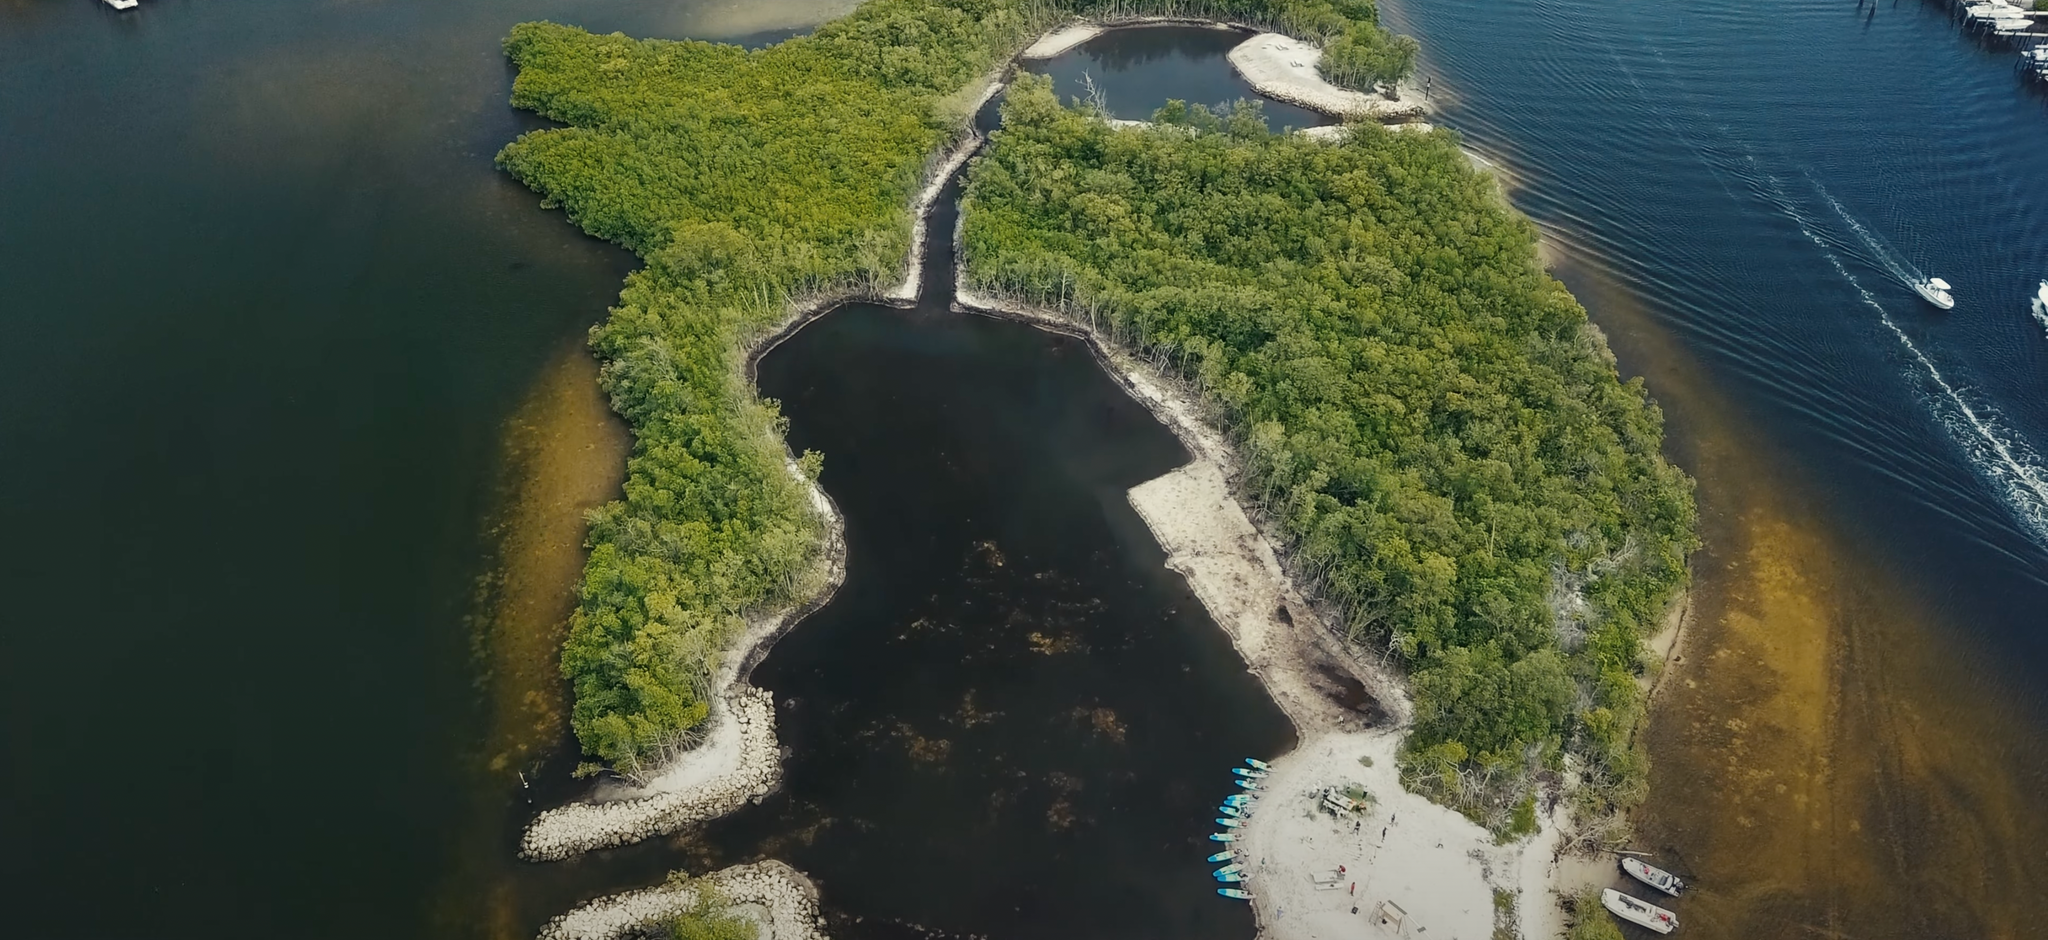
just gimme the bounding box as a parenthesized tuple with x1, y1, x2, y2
(536, 860, 829, 940)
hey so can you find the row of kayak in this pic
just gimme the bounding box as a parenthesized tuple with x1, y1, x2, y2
(1208, 758, 1270, 901)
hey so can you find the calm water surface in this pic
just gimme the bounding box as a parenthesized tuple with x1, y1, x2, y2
(1018, 25, 1332, 129)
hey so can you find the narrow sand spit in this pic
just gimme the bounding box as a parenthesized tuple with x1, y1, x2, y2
(536, 860, 828, 940)
(1020, 23, 1102, 58)
(1228, 33, 1428, 119)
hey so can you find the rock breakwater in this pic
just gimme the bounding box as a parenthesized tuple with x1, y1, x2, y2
(520, 684, 782, 861)
(536, 859, 829, 940)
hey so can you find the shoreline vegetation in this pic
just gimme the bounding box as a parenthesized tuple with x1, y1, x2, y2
(497, 1, 1693, 937)
(962, 79, 1696, 833)
(498, 0, 1415, 785)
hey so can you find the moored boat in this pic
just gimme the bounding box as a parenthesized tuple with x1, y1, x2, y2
(1601, 888, 1678, 935)
(1218, 888, 1254, 900)
(1222, 794, 1256, 806)
(1621, 857, 1685, 897)
(1214, 871, 1248, 883)
(1219, 804, 1249, 819)
(1914, 277, 1955, 310)
(1232, 767, 1268, 778)
(1235, 779, 1263, 791)
(1213, 863, 1243, 878)
(1216, 817, 1243, 828)
(1207, 849, 1237, 863)
(1208, 832, 1237, 843)
(1245, 758, 1273, 771)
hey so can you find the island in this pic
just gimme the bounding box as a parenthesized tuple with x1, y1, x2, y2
(494, 1, 1696, 938)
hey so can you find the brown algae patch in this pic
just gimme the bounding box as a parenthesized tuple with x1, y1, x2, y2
(473, 340, 630, 782)
(1556, 253, 2048, 940)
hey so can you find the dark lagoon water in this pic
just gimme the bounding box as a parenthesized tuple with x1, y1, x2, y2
(1017, 25, 1332, 130)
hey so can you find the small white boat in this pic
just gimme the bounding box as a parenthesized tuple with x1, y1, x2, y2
(1215, 817, 1243, 828)
(1207, 832, 1237, 843)
(1621, 857, 1686, 897)
(1601, 888, 1679, 935)
(1207, 849, 1237, 863)
(1914, 277, 1955, 310)
(1217, 887, 1254, 900)
(1245, 758, 1273, 771)
(103, 0, 139, 8)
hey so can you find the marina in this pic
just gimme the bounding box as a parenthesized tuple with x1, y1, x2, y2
(1938, 0, 2048, 81)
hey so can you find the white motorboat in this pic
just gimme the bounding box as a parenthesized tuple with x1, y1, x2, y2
(2032, 280, 2048, 313)
(1620, 856, 1686, 897)
(104, 0, 139, 8)
(1601, 888, 1679, 935)
(1914, 277, 1955, 310)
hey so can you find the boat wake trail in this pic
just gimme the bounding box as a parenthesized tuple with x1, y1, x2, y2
(1806, 175, 1928, 291)
(1774, 176, 2048, 545)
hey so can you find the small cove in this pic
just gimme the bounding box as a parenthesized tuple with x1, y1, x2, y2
(482, 31, 1344, 939)
(1005, 25, 1334, 130)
